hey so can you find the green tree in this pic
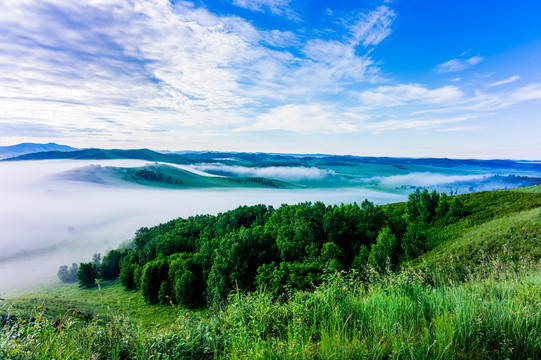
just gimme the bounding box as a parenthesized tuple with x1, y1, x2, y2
(351, 245, 370, 270)
(320, 242, 345, 271)
(401, 222, 427, 261)
(92, 253, 101, 271)
(141, 256, 169, 304)
(119, 252, 140, 290)
(448, 196, 467, 220)
(436, 192, 450, 219)
(77, 262, 97, 288)
(255, 261, 323, 298)
(99, 249, 124, 280)
(368, 226, 399, 272)
(57, 263, 78, 283)
(169, 253, 206, 308)
(206, 226, 276, 303)
(405, 189, 421, 222)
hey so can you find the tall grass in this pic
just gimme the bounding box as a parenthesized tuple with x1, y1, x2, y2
(2, 254, 541, 359)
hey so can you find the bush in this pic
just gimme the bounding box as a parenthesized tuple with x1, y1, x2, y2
(77, 262, 97, 288)
(99, 249, 124, 280)
(57, 263, 78, 283)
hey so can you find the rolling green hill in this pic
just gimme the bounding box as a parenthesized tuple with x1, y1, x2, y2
(7, 146, 541, 192)
(3, 186, 541, 359)
(5, 148, 191, 164)
(60, 163, 299, 189)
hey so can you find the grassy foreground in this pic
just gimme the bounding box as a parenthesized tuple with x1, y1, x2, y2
(2, 256, 541, 359)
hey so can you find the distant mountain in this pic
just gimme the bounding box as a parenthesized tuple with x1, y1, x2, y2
(4, 148, 192, 164)
(4, 146, 541, 174)
(0, 142, 77, 159)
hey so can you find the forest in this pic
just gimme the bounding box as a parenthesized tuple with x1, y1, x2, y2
(70, 189, 467, 308)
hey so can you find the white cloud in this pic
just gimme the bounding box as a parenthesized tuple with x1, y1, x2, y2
(436, 55, 483, 73)
(232, 0, 297, 19)
(272, 6, 396, 94)
(187, 163, 335, 181)
(235, 104, 365, 133)
(349, 5, 396, 47)
(359, 84, 462, 107)
(506, 83, 541, 104)
(299, 40, 376, 84)
(0, 0, 299, 137)
(461, 83, 541, 111)
(488, 75, 520, 87)
(0, 0, 399, 143)
(362, 115, 474, 133)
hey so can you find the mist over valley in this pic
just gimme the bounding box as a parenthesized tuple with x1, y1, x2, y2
(2, 148, 541, 294)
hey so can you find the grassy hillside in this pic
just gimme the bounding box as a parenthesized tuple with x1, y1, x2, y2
(61, 163, 298, 189)
(2, 280, 179, 327)
(418, 185, 541, 271)
(2, 186, 541, 359)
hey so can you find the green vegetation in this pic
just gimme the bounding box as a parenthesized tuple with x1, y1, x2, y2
(65, 163, 298, 189)
(102, 188, 467, 306)
(3, 185, 541, 359)
(3, 258, 541, 359)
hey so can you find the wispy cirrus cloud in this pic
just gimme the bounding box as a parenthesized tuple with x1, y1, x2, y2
(361, 115, 475, 133)
(359, 84, 462, 107)
(0, 0, 399, 141)
(235, 104, 366, 133)
(488, 75, 520, 87)
(232, 0, 297, 19)
(348, 5, 396, 47)
(436, 55, 483, 73)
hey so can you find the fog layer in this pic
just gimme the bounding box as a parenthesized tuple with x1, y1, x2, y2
(0, 160, 404, 294)
(185, 163, 335, 181)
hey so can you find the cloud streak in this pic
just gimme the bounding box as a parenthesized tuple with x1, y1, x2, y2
(187, 163, 336, 181)
(488, 75, 520, 87)
(232, 0, 297, 19)
(359, 84, 462, 107)
(436, 55, 483, 73)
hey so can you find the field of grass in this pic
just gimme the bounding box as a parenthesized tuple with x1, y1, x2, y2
(2, 186, 541, 359)
(2, 258, 541, 359)
(2, 280, 179, 328)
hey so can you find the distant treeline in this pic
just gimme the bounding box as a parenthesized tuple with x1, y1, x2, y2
(70, 189, 466, 308)
(126, 169, 183, 185)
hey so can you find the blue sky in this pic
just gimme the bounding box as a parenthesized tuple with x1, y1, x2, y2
(1, 0, 540, 159)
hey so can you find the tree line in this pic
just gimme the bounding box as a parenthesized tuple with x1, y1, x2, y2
(59, 189, 467, 307)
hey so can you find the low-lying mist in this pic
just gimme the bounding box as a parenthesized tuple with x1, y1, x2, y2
(185, 163, 336, 181)
(0, 160, 404, 295)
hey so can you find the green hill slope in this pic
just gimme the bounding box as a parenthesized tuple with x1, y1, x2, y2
(5, 148, 191, 164)
(416, 185, 541, 273)
(60, 163, 298, 189)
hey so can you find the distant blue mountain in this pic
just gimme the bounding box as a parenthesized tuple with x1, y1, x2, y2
(0, 142, 77, 159)
(6, 146, 541, 174)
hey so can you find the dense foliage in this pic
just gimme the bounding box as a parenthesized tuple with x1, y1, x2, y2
(89, 189, 468, 307)
(4, 256, 541, 360)
(77, 262, 98, 288)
